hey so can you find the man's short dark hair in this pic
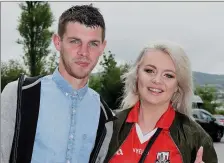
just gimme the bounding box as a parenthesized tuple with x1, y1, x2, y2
(58, 4, 105, 41)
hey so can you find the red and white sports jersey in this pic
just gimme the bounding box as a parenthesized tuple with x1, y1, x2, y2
(109, 102, 182, 163)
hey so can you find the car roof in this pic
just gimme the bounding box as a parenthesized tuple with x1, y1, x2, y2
(192, 108, 213, 116)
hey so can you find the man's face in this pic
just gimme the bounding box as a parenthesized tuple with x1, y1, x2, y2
(54, 22, 106, 79)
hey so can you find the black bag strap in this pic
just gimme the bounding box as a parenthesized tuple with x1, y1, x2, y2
(138, 128, 163, 163)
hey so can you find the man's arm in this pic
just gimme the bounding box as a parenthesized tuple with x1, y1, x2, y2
(1, 81, 18, 163)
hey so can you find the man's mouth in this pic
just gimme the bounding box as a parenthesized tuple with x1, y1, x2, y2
(76, 61, 89, 67)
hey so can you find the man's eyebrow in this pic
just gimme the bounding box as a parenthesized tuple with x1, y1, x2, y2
(67, 37, 80, 40)
(89, 40, 101, 43)
(67, 37, 101, 43)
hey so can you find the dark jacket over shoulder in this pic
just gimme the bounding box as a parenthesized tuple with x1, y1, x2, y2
(105, 108, 218, 163)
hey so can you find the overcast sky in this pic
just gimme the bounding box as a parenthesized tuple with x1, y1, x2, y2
(1, 1, 224, 74)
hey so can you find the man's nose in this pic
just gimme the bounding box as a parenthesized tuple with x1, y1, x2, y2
(77, 44, 89, 56)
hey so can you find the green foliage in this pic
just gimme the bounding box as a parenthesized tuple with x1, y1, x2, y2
(89, 73, 102, 93)
(1, 52, 58, 91)
(1, 59, 27, 91)
(89, 51, 130, 110)
(216, 110, 224, 115)
(41, 52, 59, 75)
(195, 85, 222, 114)
(17, 2, 54, 76)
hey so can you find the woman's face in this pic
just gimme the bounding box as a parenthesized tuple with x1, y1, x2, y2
(137, 49, 178, 106)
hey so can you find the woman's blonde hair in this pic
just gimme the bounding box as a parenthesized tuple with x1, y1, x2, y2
(120, 40, 194, 116)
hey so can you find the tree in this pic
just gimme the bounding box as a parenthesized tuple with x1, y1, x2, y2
(41, 51, 59, 75)
(1, 59, 27, 91)
(89, 51, 129, 109)
(89, 73, 101, 93)
(216, 109, 224, 116)
(195, 85, 222, 114)
(17, 2, 54, 76)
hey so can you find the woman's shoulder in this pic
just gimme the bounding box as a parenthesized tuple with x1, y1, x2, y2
(114, 108, 131, 117)
(174, 111, 209, 135)
(173, 111, 218, 163)
(112, 108, 133, 129)
(172, 111, 213, 144)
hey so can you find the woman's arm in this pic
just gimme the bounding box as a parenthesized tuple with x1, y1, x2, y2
(198, 135, 218, 163)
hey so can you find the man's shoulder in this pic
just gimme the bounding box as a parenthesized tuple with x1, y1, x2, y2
(87, 87, 100, 99)
(40, 74, 53, 81)
(87, 88, 117, 120)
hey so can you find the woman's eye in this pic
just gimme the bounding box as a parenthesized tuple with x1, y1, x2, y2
(144, 69, 154, 73)
(165, 74, 174, 78)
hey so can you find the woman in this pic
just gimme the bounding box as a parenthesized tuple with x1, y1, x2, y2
(105, 41, 217, 163)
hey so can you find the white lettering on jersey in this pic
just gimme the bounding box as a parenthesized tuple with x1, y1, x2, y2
(116, 149, 124, 155)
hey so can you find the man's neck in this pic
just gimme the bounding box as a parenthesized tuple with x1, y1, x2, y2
(58, 67, 88, 90)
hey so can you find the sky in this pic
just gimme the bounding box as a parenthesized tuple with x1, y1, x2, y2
(1, 1, 224, 74)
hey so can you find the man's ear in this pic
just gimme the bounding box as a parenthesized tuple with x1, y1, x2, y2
(53, 34, 61, 51)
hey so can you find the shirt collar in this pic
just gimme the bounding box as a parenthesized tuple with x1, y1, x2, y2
(126, 101, 175, 129)
(52, 68, 88, 100)
(126, 101, 140, 123)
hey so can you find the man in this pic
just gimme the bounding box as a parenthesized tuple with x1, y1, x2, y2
(1, 5, 116, 163)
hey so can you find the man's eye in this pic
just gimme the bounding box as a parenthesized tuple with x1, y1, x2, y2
(70, 40, 80, 44)
(89, 42, 98, 47)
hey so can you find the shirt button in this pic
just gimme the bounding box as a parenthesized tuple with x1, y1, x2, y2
(66, 160, 70, 163)
(69, 134, 74, 139)
(65, 93, 69, 96)
(68, 143, 72, 150)
(73, 110, 76, 114)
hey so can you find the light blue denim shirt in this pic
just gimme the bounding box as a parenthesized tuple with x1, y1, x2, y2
(31, 68, 101, 163)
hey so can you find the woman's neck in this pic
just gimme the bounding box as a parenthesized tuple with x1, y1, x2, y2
(138, 101, 170, 134)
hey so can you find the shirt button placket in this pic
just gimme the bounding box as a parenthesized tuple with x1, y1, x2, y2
(66, 93, 78, 162)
